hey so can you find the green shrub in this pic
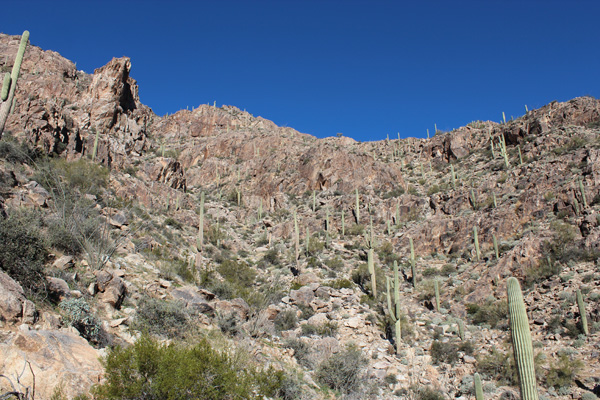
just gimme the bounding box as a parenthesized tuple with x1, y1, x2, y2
(217, 311, 241, 336)
(284, 338, 313, 368)
(546, 354, 583, 390)
(325, 278, 353, 289)
(466, 299, 507, 328)
(382, 188, 405, 199)
(0, 135, 40, 164)
(430, 340, 460, 365)
(477, 348, 517, 385)
(35, 158, 109, 200)
(218, 258, 256, 287)
(351, 262, 384, 297)
(163, 217, 182, 230)
(416, 386, 445, 400)
(261, 248, 280, 266)
(92, 334, 284, 400)
(274, 309, 298, 332)
(59, 298, 106, 346)
(324, 256, 344, 271)
(346, 224, 365, 236)
(315, 344, 367, 394)
(133, 296, 191, 339)
(0, 209, 48, 298)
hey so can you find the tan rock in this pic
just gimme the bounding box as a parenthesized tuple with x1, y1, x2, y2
(0, 330, 102, 400)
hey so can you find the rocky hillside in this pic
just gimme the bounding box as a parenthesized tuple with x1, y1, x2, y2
(0, 33, 599, 400)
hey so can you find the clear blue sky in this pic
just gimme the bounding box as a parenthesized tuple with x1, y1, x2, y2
(2, 1, 598, 141)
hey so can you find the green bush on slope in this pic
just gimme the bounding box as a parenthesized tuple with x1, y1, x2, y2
(92, 334, 284, 400)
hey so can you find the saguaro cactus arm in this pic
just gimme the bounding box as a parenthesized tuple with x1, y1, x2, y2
(1, 74, 11, 101)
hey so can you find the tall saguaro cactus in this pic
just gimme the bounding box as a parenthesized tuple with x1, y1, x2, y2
(474, 373, 484, 400)
(293, 209, 300, 270)
(367, 248, 377, 297)
(386, 260, 402, 354)
(507, 277, 539, 400)
(195, 192, 205, 270)
(355, 188, 360, 224)
(409, 238, 416, 287)
(473, 226, 481, 261)
(0, 31, 30, 138)
(576, 289, 589, 336)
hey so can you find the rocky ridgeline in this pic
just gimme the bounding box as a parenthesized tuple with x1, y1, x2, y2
(0, 33, 599, 400)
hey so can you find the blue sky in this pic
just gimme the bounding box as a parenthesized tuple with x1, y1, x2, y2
(2, 1, 598, 141)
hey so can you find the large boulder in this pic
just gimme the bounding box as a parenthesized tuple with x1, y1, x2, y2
(0, 329, 102, 399)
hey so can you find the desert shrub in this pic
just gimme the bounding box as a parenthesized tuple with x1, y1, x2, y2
(218, 258, 256, 287)
(217, 311, 241, 336)
(133, 296, 191, 339)
(35, 158, 109, 200)
(325, 278, 353, 289)
(261, 248, 280, 266)
(0, 209, 48, 298)
(466, 299, 507, 328)
(205, 224, 225, 247)
(163, 217, 182, 230)
(307, 236, 325, 254)
(60, 298, 106, 346)
(377, 241, 399, 267)
(274, 309, 298, 332)
(477, 348, 517, 385)
(546, 354, 583, 390)
(92, 334, 284, 400)
(524, 256, 561, 288)
(284, 338, 313, 368)
(346, 224, 365, 236)
(0, 135, 40, 164)
(382, 187, 405, 199)
(546, 220, 599, 264)
(297, 303, 315, 320)
(430, 340, 460, 365)
(314, 344, 367, 394)
(324, 256, 344, 271)
(300, 323, 318, 336)
(351, 262, 385, 297)
(416, 386, 445, 400)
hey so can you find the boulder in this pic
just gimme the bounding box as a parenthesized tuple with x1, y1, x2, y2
(0, 271, 31, 323)
(94, 270, 126, 309)
(0, 329, 102, 400)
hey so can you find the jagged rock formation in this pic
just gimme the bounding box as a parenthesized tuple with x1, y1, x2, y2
(1, 33, 599, 400)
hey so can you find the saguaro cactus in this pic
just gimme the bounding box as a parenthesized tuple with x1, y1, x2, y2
(507, 277, 539, 400)
(355, 188, 360, 224)
(195, 192, 205, 269)
(386, 260, 402, 353)
(576, 289, 589, 336)
(434, 279, 441, 311)
(493, 234, 499, 260)
(0, 30, 30, 138)
(474, 226, 481, 261)
(457, 319, 465, 340)
(294, 209, 300, 269)
(474, 373, 484, 400)
(499, 134, 510, 169)
(367, 248, 377, 297)
(578, 178, 588, 209)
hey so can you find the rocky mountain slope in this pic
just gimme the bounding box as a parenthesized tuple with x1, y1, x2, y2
(0, 33, 599, 400)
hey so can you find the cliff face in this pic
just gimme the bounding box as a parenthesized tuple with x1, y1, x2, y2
(1, 33, 600, 400)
